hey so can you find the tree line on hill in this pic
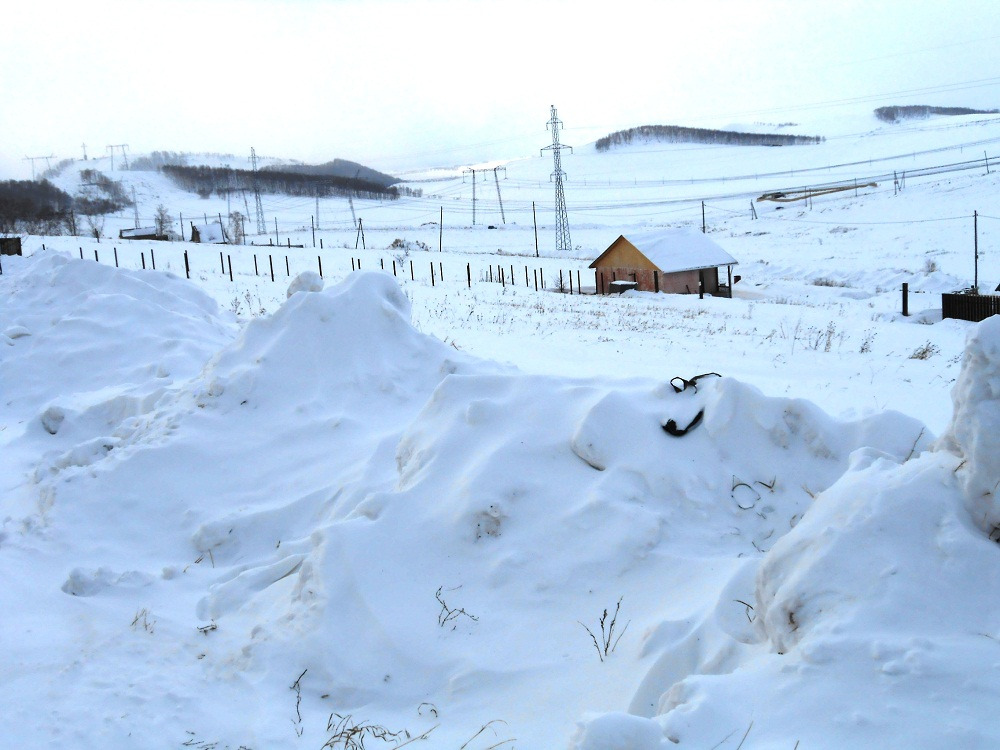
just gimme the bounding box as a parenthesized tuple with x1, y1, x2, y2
(0, 174, 132, 235)
(873, 105, 1000, 123)
(594, 125, 824, 151)
(161, 165, 404, 201)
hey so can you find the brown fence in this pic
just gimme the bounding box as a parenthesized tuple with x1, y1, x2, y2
(942, 292, 1000, 322)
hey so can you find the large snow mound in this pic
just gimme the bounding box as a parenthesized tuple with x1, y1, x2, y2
(938, 315, 1000, 533)
(572, 316, 1000, 749)
(3, 258, 991, 749)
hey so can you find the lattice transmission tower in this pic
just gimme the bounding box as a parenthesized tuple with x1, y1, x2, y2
(541, 104, 573, 253)
(250, 147, 266, 235)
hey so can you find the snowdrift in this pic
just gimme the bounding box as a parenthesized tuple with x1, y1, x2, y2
(1, 256, 997, 748)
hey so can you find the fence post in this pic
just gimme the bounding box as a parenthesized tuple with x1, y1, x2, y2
(220, 251, 225, 274)
(114, 248, 119, 268)
(151, 248, 156, 270)
(318, 256, 323, 278)
(534, 268, 538, 291)
(95, 249, 99, 263)
(228, 255, 233, 282)
(184, 251, 190, 279)
(141, 252, 146, 270)
(902, 282, 909, 316)
(254, 255, 259, 276)
(410, 260, 414, 281)
(430, 262, 435, 287)
(269, 255, 274, 282)
(467, 263, 471, 288)
(286, 256, 290, 276)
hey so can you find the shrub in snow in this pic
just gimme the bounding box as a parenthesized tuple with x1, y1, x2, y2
(286, 270, 324, 298)
(937, 315, 1000, 534)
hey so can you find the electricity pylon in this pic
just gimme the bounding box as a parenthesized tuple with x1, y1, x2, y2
(541, 105, 572, 253)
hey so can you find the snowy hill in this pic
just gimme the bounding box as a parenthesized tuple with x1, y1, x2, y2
(4, 109, 1000, 748)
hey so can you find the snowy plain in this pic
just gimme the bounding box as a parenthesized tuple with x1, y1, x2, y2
(3, 110, 1000, 748)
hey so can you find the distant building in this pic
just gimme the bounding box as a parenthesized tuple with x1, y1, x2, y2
(0, 237, 22, 256)
(190, 222, 227, 244)
(590, 228, 738, 296)
(119, 226, 165, 241)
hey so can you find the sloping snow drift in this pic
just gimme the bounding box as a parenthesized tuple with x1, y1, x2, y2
(1, 254, 995, 748)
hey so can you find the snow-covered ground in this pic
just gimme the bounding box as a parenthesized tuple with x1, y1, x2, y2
(3, 111, 1000, 748)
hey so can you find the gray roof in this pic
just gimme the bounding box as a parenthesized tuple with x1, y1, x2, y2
(624, 228, 738, 273)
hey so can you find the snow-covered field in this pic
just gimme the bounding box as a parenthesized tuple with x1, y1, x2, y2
(3, 111, 1000, 748)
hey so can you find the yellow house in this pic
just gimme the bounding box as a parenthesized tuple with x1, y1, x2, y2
(590, 228, 738, 295)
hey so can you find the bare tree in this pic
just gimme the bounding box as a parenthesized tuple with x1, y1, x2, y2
(154, 204, 174, 238)
(85, 213, 105, 240)
(228, 211, 246, 245)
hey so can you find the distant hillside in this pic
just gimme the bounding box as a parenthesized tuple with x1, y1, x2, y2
(874, 105, 1000, 123)
(595, 125, 824, 152)
(269, 159, 398, 188)
(161, 165, 398, 201)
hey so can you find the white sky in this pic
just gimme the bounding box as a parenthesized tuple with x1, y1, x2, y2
(4, 0, 1000, 179)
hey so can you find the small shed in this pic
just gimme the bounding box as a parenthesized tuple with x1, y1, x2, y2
(119, 226, 165, 241)
(190, 222, 227, 244)
(0, 237, 22, 256)
(590, 228, 738, 296)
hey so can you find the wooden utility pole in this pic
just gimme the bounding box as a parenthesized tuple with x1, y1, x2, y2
(974, 210, 979, 291)
(464, 168, 477, 225)
(532, 201, 539, 257)
(493, 166, 507, 224)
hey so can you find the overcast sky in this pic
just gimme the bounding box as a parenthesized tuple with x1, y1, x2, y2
(4, 0, 1000, 179)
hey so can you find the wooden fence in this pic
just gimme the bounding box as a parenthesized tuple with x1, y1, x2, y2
(942, 292, 1000, 322)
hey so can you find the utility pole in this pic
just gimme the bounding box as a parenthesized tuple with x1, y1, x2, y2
(349, 197, 358, 229)
(107, 144, 129, 170)
(355, 218, 365, 249)
(250, 147, 266, 235)
(22, 155, 54, 180)
(493, 166, 507, 224)
(315, 194, 320, 230)
(541, 105, 573, 253)
(132, 186, 140, 228)
(82, 143, 88, 161)
(974, 210, 979, 291)
(463, 168, 477, 225)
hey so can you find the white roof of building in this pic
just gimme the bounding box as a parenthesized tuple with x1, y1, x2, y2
(120, 226, 159, 238)
(192, 223, 226, 243)
(624, 228, 738, 273)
